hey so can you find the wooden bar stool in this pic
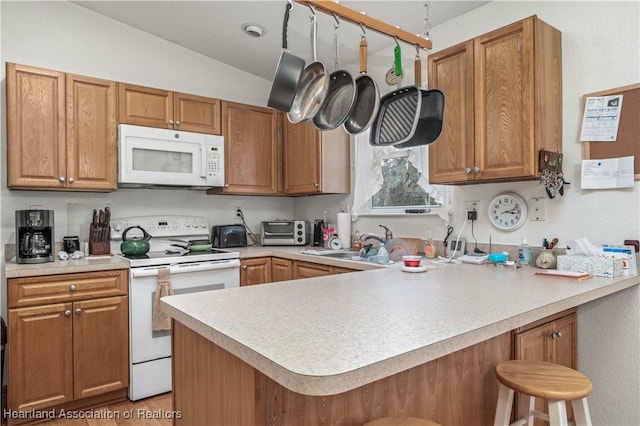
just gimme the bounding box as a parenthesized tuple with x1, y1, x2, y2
(364, 418, 440, 426)
(494, 360, 593, 426)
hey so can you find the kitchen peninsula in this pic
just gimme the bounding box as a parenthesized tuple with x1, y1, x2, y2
(161, 260, 639, 425)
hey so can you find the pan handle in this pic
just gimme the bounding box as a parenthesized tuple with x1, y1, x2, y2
(282, 0, 293, 50)
(309, 6, 318, 61)
(414, 49, 422, 88)
(359, 37, 368, 74)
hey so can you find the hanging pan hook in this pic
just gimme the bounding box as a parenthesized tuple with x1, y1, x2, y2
(332, 12, 340, 29)
(393, 36, 400, 47)
(359, 23, 367, 39)
(307, 3, 316, 16)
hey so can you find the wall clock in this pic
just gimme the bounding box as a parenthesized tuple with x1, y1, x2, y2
(488, 192, 528, 231)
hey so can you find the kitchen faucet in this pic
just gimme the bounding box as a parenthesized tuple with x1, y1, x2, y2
(360, 224, 393, 244)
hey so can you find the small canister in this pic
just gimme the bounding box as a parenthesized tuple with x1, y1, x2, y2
(63, 236, 80, 254)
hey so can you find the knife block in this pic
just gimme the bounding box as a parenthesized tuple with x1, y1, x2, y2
(89, 224, 111, 255)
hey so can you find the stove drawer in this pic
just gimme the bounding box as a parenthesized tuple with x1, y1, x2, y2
(8, 269, 127, 308)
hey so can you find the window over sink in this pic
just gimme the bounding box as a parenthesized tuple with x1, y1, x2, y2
(352, 130, 445, 216)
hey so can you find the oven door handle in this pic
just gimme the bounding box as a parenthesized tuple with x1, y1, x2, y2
(130, 259, 241, 278)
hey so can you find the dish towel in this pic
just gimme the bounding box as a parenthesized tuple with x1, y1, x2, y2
(152, 267, 174, 331)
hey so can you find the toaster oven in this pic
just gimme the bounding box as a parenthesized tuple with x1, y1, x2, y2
(260, 221, 307, 246)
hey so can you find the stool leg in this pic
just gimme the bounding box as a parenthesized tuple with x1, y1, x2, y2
(494, 382, 515, 426)
(571, 397, 592, 426)
(517, 394, 535, 426)
(548, 400, 568, 426)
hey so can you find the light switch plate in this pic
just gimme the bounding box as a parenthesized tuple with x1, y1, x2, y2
(530, 197, 546, 221)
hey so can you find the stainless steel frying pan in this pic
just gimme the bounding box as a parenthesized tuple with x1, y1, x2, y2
(344, 31, 380, 135)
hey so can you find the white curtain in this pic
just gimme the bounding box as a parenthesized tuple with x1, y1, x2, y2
(352, 129, 451, 221)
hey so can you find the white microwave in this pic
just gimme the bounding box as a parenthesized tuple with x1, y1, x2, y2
(118, 124, 224, 189)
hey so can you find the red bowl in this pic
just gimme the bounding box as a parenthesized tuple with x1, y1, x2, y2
(402, 255, 422, 267)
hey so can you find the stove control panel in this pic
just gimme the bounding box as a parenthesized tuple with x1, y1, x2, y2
(110, 215, 209, 240)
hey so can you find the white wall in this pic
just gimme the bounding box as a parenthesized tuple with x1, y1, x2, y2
(297, 1, 640, 251)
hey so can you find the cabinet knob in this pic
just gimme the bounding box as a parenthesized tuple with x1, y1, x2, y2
(224, 183, 229, 188)
(64, 310, 72, 317)
(473, 166, 480, 173)
(75, 308, 82, 315)
(68, 177, 75, 184)
(314, 182, 319, 188)
(464, 168, 471, 174)
(58, 176, 66, 183)
(175, 121, 182, 126)
(555, 330, 562, 338)
(242, 265, 247, 270)
(69, 284, 76, 291)
(169, 120, 174, 125)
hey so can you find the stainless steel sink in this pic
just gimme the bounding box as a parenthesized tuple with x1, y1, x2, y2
(300, 249, 366, 261)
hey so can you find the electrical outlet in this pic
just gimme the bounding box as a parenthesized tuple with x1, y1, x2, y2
(233, 206, 243, 223)
(464, 201, 479, 218)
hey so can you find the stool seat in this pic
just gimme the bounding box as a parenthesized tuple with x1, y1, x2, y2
(364, 417, 441, 426)
(496, 360, 593, 401)
(494, 360, 593, 426)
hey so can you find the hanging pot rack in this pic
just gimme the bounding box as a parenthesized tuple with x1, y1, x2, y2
(293, 0, 432, 50)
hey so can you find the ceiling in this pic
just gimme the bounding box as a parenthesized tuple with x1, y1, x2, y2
(73, 1, 489, 81)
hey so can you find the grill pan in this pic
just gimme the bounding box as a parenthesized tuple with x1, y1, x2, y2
(370, 55, 444, 147)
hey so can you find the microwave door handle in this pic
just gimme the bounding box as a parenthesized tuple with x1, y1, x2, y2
(200, 146, 207, 178)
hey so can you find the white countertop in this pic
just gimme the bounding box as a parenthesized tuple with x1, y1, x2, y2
(161, 259, 640, 396)
(4, 255, 129, 278)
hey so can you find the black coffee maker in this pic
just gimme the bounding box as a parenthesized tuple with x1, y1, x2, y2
(16, 210, 54, 264)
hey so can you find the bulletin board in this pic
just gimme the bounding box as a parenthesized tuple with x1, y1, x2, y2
(582, 83, 640, 180)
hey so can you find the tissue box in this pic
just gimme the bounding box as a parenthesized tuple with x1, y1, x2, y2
(557, 255, 624, 278)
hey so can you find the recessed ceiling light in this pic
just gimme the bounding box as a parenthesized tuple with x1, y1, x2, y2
(242, 23, 266, 38)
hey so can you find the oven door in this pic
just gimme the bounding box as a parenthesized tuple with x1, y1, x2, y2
(129, 259, 240, 364)
(118, 124, 208, 186)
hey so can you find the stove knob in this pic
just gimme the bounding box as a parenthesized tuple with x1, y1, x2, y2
(200, 220, 207, 228)
(192, 220, 198, 227)
(113, 223, 123, 231)
(184, 221, 191, 228)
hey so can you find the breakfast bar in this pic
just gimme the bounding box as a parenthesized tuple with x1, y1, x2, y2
(161, 261, 639, 425)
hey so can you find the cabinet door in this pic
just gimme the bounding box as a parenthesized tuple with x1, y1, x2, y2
(221, 102, 281, 194)
(428, 41, 475, 184)
(6, 63, 67, 189)
(118, 83, 173, 129)
(283, 119, 321, 194)
(293, 261, 333, 279)
(241, 257, 272, 286)
(66, 74, 118, 191)
(73, 296, 129, 399)
(174, 92, 221, 134)
(474, 19, 535, 180)
(271, 258, 293, 282)
(549, 313, 577, 368)
(8, 303, 73, 411)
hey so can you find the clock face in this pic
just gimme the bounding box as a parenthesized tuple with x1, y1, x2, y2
(488, 193, 528, 231)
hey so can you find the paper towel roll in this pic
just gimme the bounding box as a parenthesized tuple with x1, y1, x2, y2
(336, 213, 351, 249)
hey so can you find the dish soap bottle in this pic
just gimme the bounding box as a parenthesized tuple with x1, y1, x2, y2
(424, 231, 436, 258)
(518, 238, 531, 265)
(376, 245, 389, 264)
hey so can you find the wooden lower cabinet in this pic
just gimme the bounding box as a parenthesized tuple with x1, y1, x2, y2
(7, 270, 128, 420)
(293, 261, 333, 279)
(271, 258, 293, 282)
(513, 308, 577, 425)
(241, 257, 272, 286)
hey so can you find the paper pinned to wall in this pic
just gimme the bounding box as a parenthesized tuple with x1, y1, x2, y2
(580, 94, 624, 141)
(581, 156, 635, 189)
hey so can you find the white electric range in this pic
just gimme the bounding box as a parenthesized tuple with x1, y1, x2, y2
(110, 215, 240, 401)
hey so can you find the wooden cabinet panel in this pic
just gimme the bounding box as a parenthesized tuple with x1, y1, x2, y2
(428, 41, 475, 184)
(271, 258, 293, 282)
(7, 270, 129, 414)
(6, 63, 66, 189)
(514, 309, 577, 425)
(6, 63, 117, 191)
(428, 16, 561, 184)
(174, 92, 221, 134)
(283, 119, 350, 195)
(8, 303, 74, 411)
(293, 261, 333, 279)
(241, 257, 272, 286)
(73, 296, 129, 399)
(118, 83, 221, 134)
(221, 102, 281, 194)
(66, 74, 117, 191)
(8, 269, 128, 308)
(118, 83, 173, 129)
(333, 266, 358, 274)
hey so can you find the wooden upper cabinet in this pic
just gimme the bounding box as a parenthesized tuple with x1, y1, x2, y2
(283, 119, 351, 195)
(6, 63, 117, 191)
(217, 101, 281, 195)
(118, 83, 221, 134)
(428, 16, 562, 184)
